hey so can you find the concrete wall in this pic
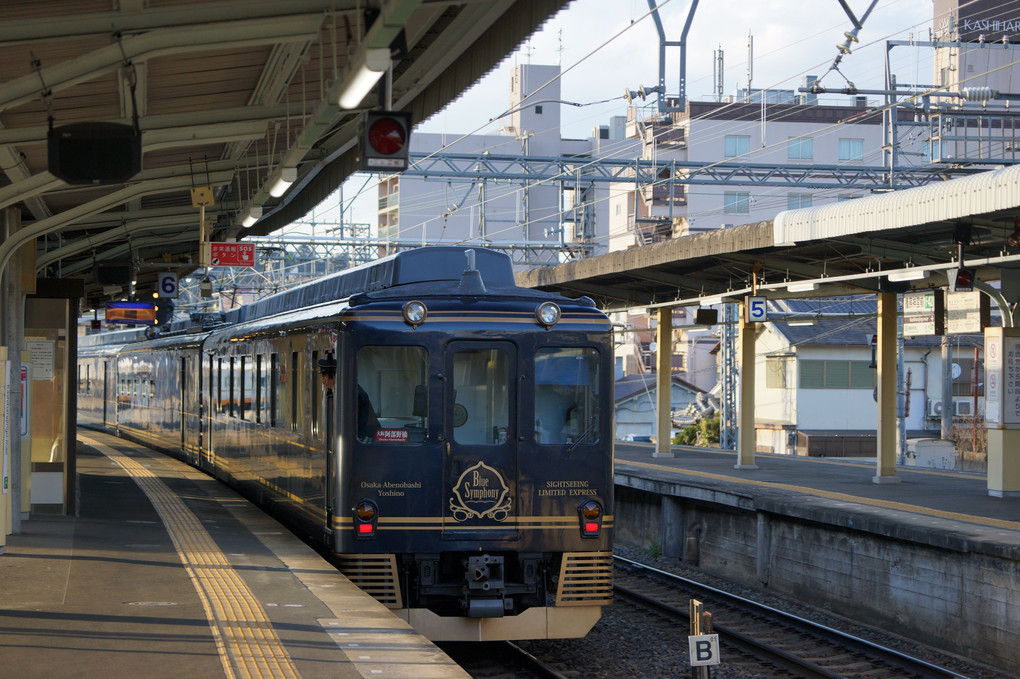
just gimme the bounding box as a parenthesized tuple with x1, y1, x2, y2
(614, 473, 1020, 672)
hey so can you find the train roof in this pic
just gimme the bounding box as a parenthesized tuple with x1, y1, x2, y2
(225, 246, 576, 325)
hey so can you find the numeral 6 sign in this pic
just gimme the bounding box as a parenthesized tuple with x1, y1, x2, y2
(158, 272, 178, 298)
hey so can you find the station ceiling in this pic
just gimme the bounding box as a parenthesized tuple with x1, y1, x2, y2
(0, 0, 569, 309)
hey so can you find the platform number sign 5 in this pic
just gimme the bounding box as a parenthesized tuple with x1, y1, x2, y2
(745, 296, 766, 323)
(158, 272, 178, 298)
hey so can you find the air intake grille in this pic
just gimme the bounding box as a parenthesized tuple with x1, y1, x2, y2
(555, 551, 613, 606)
(337, 554, 402, 608)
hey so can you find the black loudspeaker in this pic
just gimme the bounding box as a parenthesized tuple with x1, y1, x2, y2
(694, 308, 718, 325)
(48, 122, 141, 185)
(96, 264, 132, 286)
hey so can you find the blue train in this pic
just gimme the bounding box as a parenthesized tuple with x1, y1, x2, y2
(78, 246, 614, 641)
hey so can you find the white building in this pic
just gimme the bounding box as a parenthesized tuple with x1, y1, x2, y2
(377, 64, 640, 259)
(752, 298, 984, 460)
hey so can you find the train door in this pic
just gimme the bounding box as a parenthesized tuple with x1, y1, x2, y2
(442, 341, 518, 539)
(201, 353, 217, 472)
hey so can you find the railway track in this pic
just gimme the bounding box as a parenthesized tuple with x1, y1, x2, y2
(613, 555, 969, 678)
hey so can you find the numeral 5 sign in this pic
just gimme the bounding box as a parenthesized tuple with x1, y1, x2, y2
(745, 296, 766, 323)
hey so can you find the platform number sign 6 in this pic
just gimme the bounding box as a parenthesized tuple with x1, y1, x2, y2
(745, 296, 766, 323)
(158, 272, 179, 298)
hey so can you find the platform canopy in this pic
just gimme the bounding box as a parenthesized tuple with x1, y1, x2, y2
(0, 0, 569, 310)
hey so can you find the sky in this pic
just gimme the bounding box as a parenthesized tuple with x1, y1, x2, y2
(292, 0, 936, 234)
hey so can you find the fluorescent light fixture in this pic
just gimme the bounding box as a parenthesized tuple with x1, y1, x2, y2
(241, 205, 263, 228)
(887, 269, 929, 282)
(701, 295, 725, 306)
(786, 281, 818, 292)
(268, 167, 297, 197)
(339, 48, 390, 109)
(786, 318, 816, 326)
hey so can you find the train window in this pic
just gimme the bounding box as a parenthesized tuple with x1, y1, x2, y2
(290, 351, 302, 431)
(218, 358, 226, 415)
(534, 348, 600, 445)
(271, 353, 281, 427)
(356, 346, 427, 444)
(311, 350, 320, 438)
(255, 355, 263, 423)
(240, 356, 250, 420)
(450, 348, 507, 446)
(208, 355, 215, 416)
(229, 357, 236, 417)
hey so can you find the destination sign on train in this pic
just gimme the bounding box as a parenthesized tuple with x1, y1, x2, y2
(209, 242, 256, 267)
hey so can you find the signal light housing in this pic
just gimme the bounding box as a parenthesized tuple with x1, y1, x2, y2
(578, 500, 603, 538)
(361, 111, 411, 172)
(354, 500, 379, 539)
(949, 267, 975, 293)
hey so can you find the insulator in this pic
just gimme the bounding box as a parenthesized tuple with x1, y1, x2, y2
(961, 87, 995, 101)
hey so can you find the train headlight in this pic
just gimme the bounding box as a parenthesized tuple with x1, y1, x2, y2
(354, 500, 379, 538)
(536, 302, 561, 328)
(402, 300, 428, 328)
(578, 500, 603, 538)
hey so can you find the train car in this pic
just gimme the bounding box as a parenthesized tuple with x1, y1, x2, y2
(78, 246, 614, 641)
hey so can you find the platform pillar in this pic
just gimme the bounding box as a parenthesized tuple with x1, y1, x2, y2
(874, 292, 900, 484)
(1, 346, 9, 545)
(735, 301, 758, 469)
(653, 307, 674, 458)
(983, 327, 1020, 497)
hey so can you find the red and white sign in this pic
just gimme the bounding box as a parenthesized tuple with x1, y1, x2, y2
(210, 242, 256, 267)
(375, 429, 409, 443)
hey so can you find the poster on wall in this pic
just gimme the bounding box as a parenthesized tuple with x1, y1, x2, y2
(26, 339, 54, 380)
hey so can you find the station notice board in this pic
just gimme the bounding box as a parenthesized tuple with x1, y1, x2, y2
(984, 327, 1020, 428)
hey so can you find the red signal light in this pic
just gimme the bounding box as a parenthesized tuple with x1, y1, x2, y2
(584, 522, 600, 534)
(368, 117, 406, 155)
(358, 523, 374, 535)
(950, 268, 975, 292)
(361, 110, 412, 171)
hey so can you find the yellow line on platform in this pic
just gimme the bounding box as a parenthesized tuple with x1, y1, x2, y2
(80, 435, 300, 679)
(620, 459, 1020, 532)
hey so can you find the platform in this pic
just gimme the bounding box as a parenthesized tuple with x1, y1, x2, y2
(0, 431, 468, 679)
(612, 442, 1020, 672)
(614, 442, 1020, 536)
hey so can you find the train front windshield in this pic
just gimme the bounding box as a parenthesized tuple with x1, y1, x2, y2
(534, 347, 600, 446)
(354, 344, 601, 448)
(355, 346, 428, 444)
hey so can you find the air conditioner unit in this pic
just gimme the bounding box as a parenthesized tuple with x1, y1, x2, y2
(954, 400, 974, 417)
(927, 399, 944, 417)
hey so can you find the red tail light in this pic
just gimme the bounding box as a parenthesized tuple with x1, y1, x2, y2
(578, 500, 603, 538)
(354, 500, 378, 539)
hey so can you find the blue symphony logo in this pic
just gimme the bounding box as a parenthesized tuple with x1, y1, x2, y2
(449, 461, 511, 522)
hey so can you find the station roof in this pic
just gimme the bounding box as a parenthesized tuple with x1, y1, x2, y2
(517, 164, 1020, 311)
(0, 0, 569, 309)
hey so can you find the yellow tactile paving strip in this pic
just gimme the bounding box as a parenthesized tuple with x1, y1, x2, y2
(80, 435, 299, 679)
